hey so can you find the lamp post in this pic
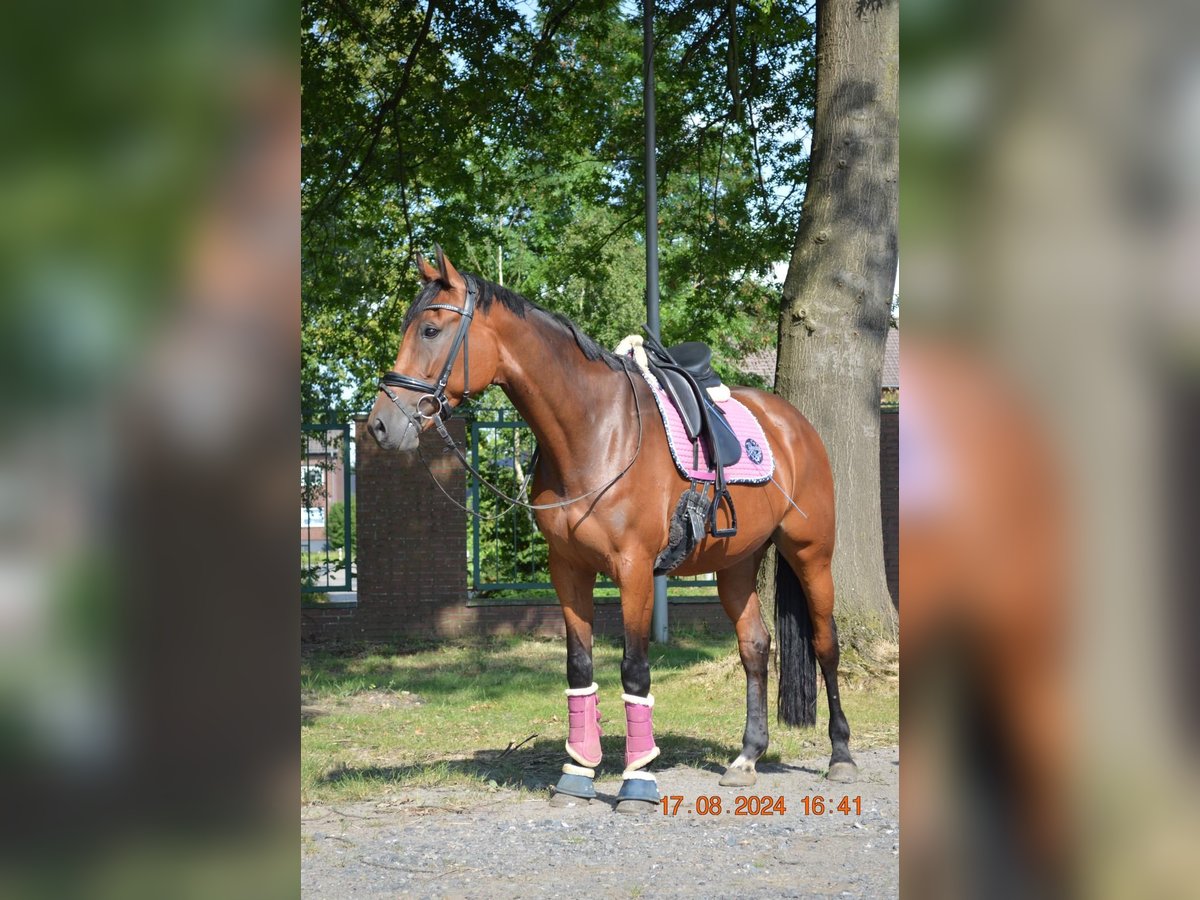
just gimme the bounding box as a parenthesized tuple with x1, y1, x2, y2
(644, 0, 668, 644)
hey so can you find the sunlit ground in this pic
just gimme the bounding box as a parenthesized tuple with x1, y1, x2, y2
(301, 631, 899, 804)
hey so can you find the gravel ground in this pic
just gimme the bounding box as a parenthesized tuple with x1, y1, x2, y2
(301, 745, 898, 899)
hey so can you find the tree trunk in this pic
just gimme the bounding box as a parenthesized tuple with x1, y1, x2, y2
(775, 0, 898, 630)
(757, 543, 777, 640)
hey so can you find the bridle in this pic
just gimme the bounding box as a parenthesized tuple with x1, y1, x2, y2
(377, 273, 645, 516)
(378, 274, 478, 422)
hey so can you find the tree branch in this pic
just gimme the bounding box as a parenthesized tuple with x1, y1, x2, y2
(745, 95, 770, 210)
(584, 210, 641, 259)
(680, 9, 728, 70)
(538, 0, 585, 48)
(726, 0, 741, 121)
(304, 0, 436, 228)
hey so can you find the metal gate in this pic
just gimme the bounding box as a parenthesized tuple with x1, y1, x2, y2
(301, 421, 353, 594)
(467, 407, 716, 598)
(468, 407, 547, 592)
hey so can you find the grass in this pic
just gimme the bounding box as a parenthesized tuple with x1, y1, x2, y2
(301, 630, 898, 804)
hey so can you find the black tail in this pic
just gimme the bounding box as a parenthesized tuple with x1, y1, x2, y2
(775, 554, 817, 726)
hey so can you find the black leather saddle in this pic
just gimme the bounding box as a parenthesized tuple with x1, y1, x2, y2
(646, 340, 742, 466)
(664, 341, 722, 389)
(642, 330, 740, 538)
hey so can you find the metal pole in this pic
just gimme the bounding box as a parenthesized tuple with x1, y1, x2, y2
(644, 0, 668, 644)
(342, 423, 352, 591)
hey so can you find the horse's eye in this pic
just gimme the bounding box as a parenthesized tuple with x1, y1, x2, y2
(422, 325, 441, 339)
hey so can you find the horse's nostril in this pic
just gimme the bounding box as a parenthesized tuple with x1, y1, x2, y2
(372, 417, 386, 436)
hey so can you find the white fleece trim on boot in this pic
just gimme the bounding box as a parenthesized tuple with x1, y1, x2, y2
(621, 692, 654, 707)
(624, 746, 661, 772)
(561, 763, 595, 778)
(621, 770, 658, 782)
(564, 682, 599, 697)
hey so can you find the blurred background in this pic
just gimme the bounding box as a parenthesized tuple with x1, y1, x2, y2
(2, 0, 1198, 895)
(902, 0, 1200, 896)
(0, 1, 296, 896)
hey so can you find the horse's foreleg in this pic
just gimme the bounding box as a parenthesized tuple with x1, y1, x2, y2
(614, 563, 660, 811)
(717, 551, 771, 787)
(549, 553, 601, 804)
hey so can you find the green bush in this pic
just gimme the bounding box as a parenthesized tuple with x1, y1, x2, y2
(326, 496, 355, 555)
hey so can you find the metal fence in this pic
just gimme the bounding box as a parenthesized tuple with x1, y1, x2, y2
(301, 421, 353, 594)
(469, 407, 546, 592)
(468, 407, 716, 598)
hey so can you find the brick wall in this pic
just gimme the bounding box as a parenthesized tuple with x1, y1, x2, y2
(431, 599, 734, 639)
(301, 602, 358, 637)
(303, 409, 901, 642)
(302, 415, 468, 642)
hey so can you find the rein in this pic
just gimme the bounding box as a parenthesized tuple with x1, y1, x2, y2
(378, 278, 645, 518)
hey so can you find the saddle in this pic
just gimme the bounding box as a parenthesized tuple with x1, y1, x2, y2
(641, 330, 740, 540)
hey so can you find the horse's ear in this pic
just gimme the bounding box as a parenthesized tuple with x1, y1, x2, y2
(434, 244, 464, 289)
(415, 252, 440, 284)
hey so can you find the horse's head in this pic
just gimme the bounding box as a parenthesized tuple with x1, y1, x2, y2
(368, 248, 499, 451)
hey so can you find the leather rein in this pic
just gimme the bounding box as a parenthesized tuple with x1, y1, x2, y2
(378, 274, 644, 517)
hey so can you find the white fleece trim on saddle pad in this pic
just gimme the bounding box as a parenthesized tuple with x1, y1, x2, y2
(621, 693, 654, 707)
(614, 334, 649, 371)
(564, 682, 599, 697)
(561, 763, 595, 778)
(615, 334, 732, 404)
(621, 770, 658, 782)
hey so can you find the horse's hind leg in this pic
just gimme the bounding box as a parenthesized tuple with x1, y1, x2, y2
(776, 537, 858, 782)
(717, 550, 771, 787)
(803, 560, 857, 781)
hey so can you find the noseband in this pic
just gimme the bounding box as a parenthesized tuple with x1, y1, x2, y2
(379, 274, 478, 421)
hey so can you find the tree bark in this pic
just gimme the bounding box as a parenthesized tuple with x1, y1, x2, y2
(775, 0, 898, 629)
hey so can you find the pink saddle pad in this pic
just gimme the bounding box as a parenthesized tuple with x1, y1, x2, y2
(641, 372, 775, 484)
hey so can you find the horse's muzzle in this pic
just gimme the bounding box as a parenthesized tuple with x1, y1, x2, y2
(368, 404, 420, 452)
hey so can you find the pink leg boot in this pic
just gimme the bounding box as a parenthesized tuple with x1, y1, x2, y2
(565, 683, 602, 768)
(623, 693, 661, 771)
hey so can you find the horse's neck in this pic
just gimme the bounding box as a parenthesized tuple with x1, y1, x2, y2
(492, 310, 627, 483)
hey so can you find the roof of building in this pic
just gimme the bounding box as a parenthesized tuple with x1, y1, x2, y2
(737, 328, 899, 390)
(882, 327, 900, 388)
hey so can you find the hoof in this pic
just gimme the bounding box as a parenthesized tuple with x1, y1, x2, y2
(615, 798, 658, 815)
(549, 790, 586, 807)
(615, 772, 659, 813)
(551, 768, 596, 803)
(827, 760, 859, 783)
(718, 765, 757, 787)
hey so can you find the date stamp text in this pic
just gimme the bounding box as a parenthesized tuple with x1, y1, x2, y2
(659, 794, 863, 816)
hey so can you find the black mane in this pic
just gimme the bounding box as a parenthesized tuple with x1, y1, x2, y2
(402, 273, 628, 372)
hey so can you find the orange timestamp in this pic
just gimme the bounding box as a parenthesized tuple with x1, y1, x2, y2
(660, 794, 863, 817)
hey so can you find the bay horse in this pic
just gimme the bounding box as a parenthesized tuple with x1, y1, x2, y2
(367, 248, 857, 809)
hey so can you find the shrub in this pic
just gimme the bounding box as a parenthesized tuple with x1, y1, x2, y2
(326, 496, 355, 555)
